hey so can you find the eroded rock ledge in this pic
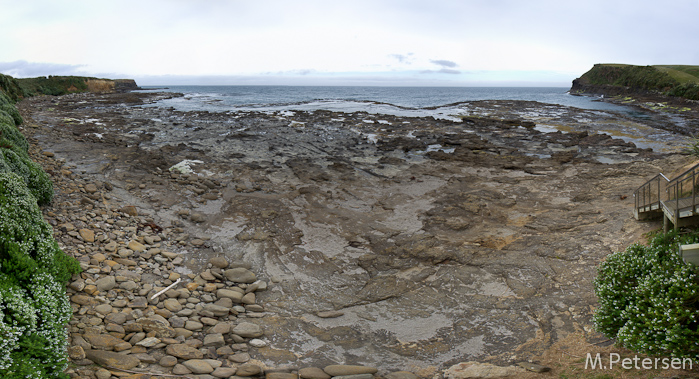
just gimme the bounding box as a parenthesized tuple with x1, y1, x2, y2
(17, 91, 692, 377)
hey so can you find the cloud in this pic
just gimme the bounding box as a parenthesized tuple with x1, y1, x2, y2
(285, 69, 316, 76)
(389, 53, 415, 64)
(430, 59, 458, 68)
(0, 60, 86, 78)
(420, 60, 461, 74)
(420, 68, 461, 75)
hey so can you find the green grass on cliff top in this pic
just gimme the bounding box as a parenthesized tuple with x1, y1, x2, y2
(598, 63, 699, 84)
(655, 65, 699, 84)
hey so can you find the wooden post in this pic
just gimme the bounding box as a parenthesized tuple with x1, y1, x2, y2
(679, 244, 699, 267)
(694, 170, 697, 214)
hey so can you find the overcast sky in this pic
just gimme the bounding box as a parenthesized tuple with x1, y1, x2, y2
(1, 0, 698, 86)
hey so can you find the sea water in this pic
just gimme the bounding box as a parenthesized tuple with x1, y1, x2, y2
(138, 85, 689, 153)
(140, 86, 629, 115)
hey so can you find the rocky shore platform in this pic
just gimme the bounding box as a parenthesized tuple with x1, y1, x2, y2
(16, 92, 697, 378)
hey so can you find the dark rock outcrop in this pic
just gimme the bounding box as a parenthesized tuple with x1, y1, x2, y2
(114, 79, 140, 92)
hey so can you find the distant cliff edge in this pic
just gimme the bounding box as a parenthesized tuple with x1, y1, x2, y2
(570, 64, 699, 101)
(17, 75, 140, 96)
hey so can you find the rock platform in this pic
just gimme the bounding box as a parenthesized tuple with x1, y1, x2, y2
(16, 91, 695, 378)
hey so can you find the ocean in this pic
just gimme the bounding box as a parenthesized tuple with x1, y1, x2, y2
(140, 86, 631, 117)
(134, 85, 690, 153)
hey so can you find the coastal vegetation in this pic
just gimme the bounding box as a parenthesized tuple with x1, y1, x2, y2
(594, 230, 699, 361)
(17, 76, 139, 96)
(0, 73, 80, 378)
(18, 75, 90, 96)
(572, 64, 699, 101)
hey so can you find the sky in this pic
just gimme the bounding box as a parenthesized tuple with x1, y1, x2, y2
(1, 0, 698, 87)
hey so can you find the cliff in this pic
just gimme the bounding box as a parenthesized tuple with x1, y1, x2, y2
(17, 75, 140, 96)
(571, 64, 699, 101)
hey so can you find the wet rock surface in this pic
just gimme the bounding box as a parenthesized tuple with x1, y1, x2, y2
(16, 92, 695, 377)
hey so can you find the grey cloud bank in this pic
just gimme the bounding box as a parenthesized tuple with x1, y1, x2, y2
(431, 60, 459, 68)
(0, 60, 87, 78)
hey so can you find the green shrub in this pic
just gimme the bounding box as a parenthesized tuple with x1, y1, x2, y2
(0, 92, 13, 106)
(0, 172, 79, 378)
(17, 76, 90, 97)
(685, 136, 699, 158)
(0, 111, 14, 127)
(0, 74, 77, 378)
(0, 149, 53, 205)
(0, 120, 30, 153)
(0, 75, 25, 103)
(0, 268, 73, 378)
(0, 99, 52, 205)
(0, 104, 23, 126)
(668, 83, 699, 101)
(594, 230, 699, 360)
(0, 172, 76, 281)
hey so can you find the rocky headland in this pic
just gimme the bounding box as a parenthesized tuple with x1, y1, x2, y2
(570, 64, 699, 136)
(14, 89, 699, 378)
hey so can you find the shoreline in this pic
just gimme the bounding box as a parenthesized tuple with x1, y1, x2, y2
(571, 90, 699, 137)
(16, 91, 699, 377)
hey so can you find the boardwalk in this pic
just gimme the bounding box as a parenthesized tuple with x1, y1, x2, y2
(634, 162, 699, 231)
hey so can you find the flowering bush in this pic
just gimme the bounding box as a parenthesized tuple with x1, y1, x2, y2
(0, 172, 79, 378)
(0, 89, 79, 378)
(0, 104, 53, 205)
(0, 271, 73, 378)
(594, 230, 699, 360)
(0, 148, 53, 205)
(0, 172, 79, 281)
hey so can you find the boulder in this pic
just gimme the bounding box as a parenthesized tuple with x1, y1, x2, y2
(223, 267, 257, 283)
(120, 205, 138, 216)
(385, 372, 419, 379)
(84, 349, 140, 370)
(204, 303, 230, 317)
(236, 363, 262, 377)
(203, 333, 225, 347)
(183, 359, 214, 374)
(95, 275, 116, 292)
(84, 334, 124, 351)
(67, 346, 86, 360)
(217, 288, 244, 302)
(299, 367, 331, 379)
(232, 322, 263, 338)
(165, 343, 204, 359)
(128, 240, 146, 252)
(137, 316, 176, 338)
(209, 256, 229, 268)
(79, 228, 95, 243)
(212, 367, 238, 378)
(324, 365, 378, 377)
(443, 362, 525, 379)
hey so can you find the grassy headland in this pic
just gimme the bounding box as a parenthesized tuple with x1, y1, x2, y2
(17, 76, 139, 96)
(571, 64, 699, 101)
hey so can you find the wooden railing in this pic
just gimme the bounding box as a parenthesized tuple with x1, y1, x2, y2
(633, 173, 669, 218)
(665, 162, 699, 219)
(634, 161, 699, 223)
